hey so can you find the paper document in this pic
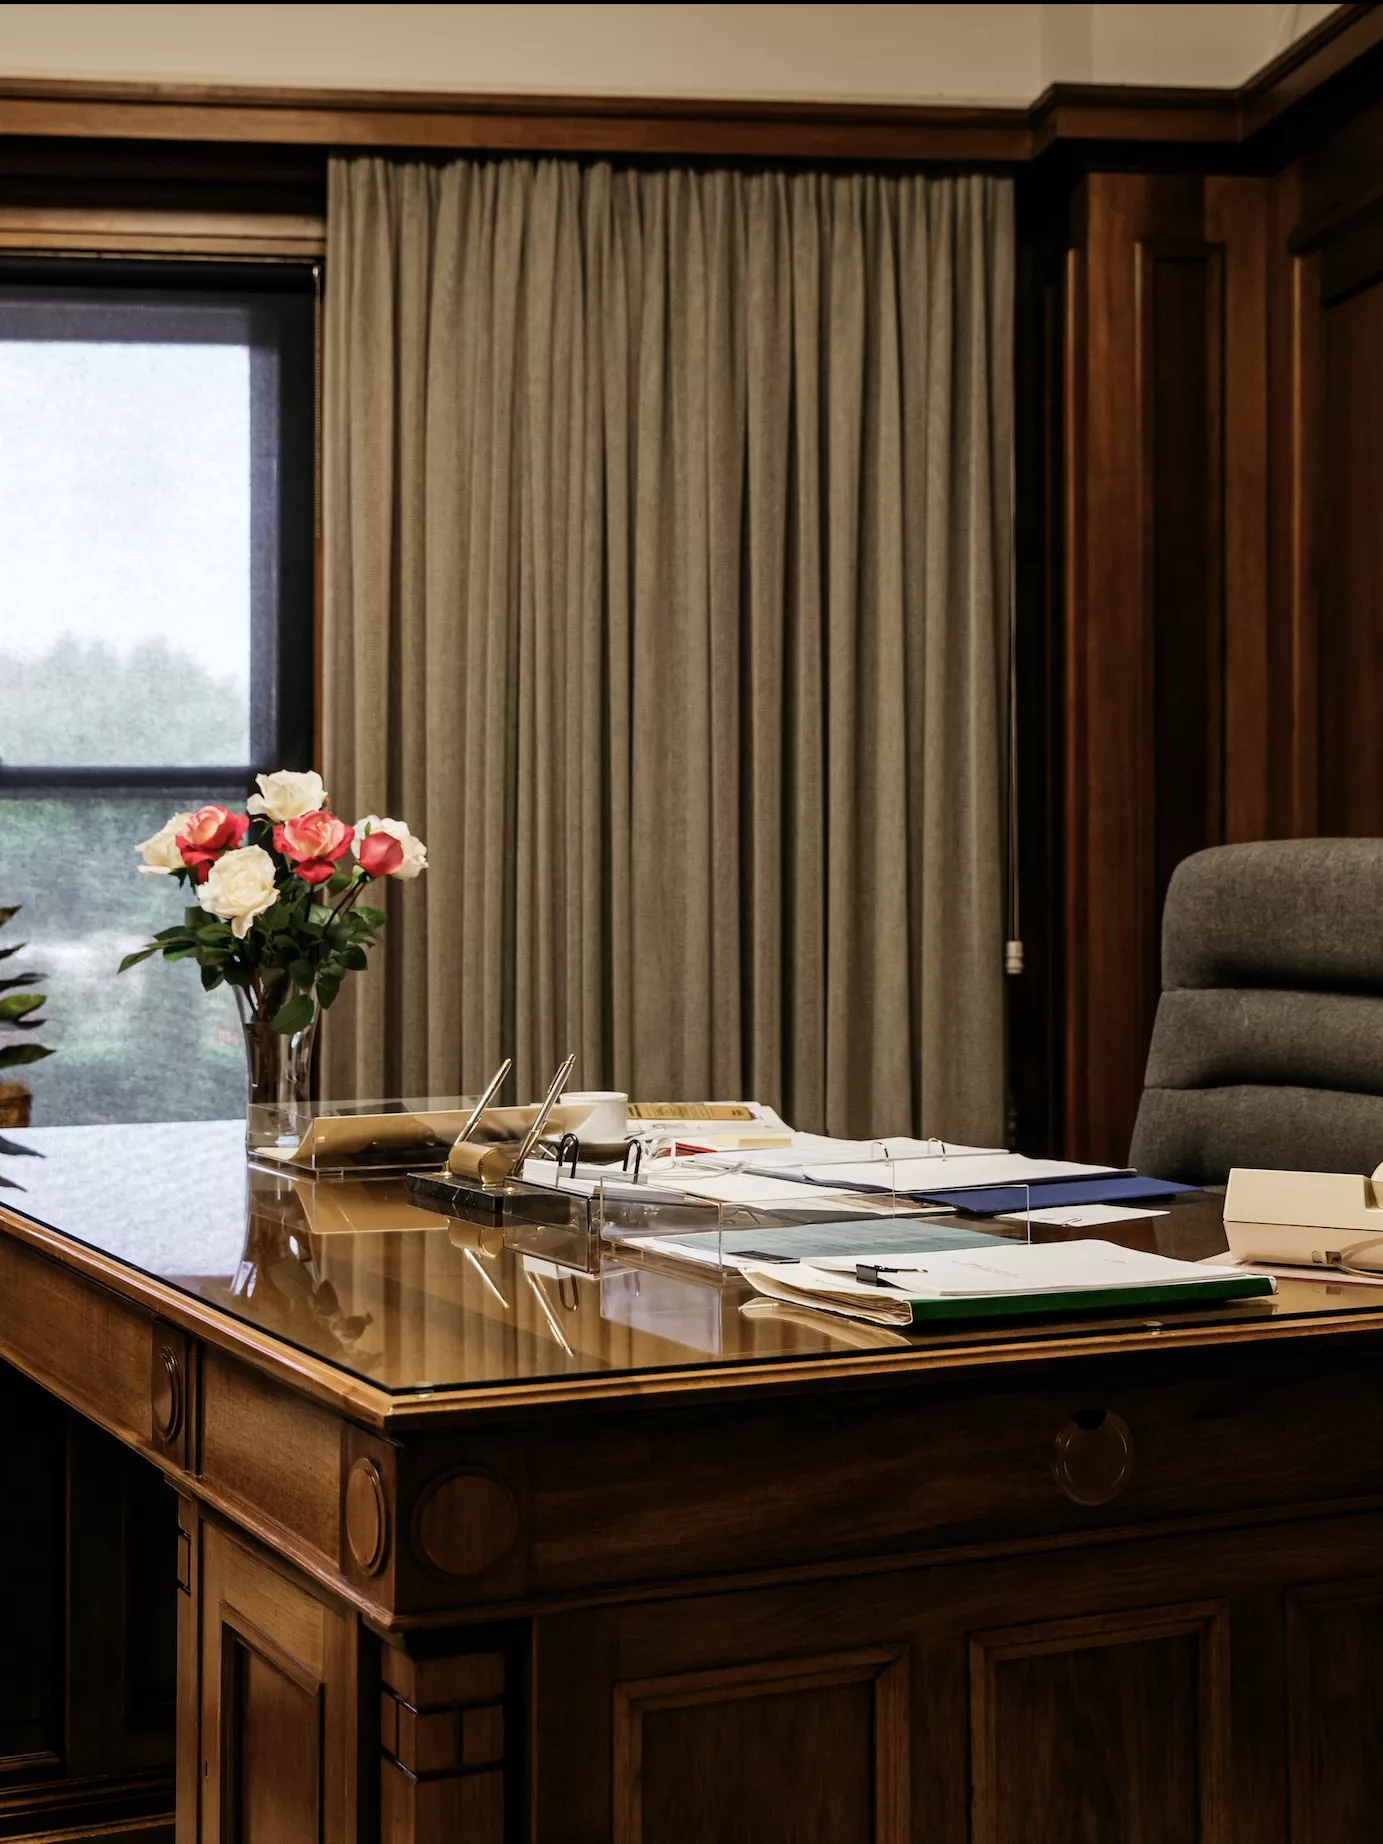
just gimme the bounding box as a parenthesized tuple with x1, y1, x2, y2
(996, 1203, 1170, 1230)
(800, 1153, 1120, 1196)
(740, 1239, 1275, 1326)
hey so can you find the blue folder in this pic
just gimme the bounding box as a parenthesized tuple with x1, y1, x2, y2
(918, 1174, 1198, 1216)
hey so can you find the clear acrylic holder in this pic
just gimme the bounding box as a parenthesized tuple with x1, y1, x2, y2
(247, 1094, 477, 1176)
(591, 1145, 1035, 1277)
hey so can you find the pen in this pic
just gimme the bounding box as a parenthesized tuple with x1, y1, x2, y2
(455, 1056, 513, 1145)
(513, 1053, 577, 1168)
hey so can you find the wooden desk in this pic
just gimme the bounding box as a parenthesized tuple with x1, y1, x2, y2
(5, 1121, 1383, 1842)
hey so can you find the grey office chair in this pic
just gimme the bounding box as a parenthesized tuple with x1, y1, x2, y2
(1129, 839, 1383, 1186)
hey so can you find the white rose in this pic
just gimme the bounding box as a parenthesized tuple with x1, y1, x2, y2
(355, 815, 428, 881)
(136, 811, 194, 875)
(246, 769, 328, 824)
(198, 845, 280, 939)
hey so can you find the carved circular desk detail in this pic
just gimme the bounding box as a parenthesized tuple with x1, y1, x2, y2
(345, 1459, 389, 1576)
(413, 1470, 519, 1577)
(152, 1349, 183, 1442)
(1051, 1409, 1134, 1507)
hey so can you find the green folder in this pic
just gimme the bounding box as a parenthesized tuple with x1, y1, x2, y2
(739, 1243, 1276, 1328)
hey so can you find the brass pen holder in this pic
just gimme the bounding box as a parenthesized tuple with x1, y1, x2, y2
(446, 1138, 527, 1186)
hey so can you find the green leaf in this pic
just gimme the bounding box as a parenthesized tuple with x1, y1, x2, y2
(316, 972, 341, 1010)
(0, 993, 45, 1021)
(155, 924, 195, 944)
(270, 992, 316, 1035)
(184, 906, 204, 928)
(223, 964, 251, 987)
(0, 1044, 53, 1068)
(0, 973, 40, 994)
(290, 958, 315, 988)
(0, 1134, 38, 1158)
(0, 942, 27, 962)
(340, 944, 367, 972)
(199, 965, 224, 992)
(352, 906, 386, 931)
(118, 945, 160, 974)
(0, 906, 19, 931)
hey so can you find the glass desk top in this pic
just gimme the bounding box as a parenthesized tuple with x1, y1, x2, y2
(4, 1120, 1383, 1397)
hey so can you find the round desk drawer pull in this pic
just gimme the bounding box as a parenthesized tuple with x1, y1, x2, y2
(1051, 1408, 1134, 1506)
(152, 1349, 183, 1442)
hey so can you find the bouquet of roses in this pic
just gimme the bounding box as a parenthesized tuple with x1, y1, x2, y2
(120, 770, 426, 1033)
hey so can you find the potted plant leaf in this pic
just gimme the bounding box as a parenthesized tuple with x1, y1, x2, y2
(0, 905, 53, 1131)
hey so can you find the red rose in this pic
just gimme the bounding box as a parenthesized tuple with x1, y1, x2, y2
(273, 810, 354, 885)
(177, 805, 247, 875)
(357, 830, 405, 878)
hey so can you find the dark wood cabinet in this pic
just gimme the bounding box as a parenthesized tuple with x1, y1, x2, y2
(0, 1360, 175, 1843)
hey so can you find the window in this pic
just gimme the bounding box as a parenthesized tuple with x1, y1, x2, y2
(0, 259, 316, 1124)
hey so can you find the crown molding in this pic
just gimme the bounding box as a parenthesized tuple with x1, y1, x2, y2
(0, 3, 1374, 168)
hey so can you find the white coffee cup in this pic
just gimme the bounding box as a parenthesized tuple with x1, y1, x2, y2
(561, 1090, 628, 1142)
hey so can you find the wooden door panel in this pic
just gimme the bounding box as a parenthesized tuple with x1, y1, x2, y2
(614, 1649, 906, 1844)
(226, 1636, 324, 1844)
(1288, 1580, 1383, 1843)
(198, 1521, 357, 1844)
(971, 1604, 1228, 1844)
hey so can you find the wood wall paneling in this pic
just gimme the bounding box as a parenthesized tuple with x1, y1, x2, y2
(1318, 261, 1383, 833)
(1043, 71, 1383, 1160)
(1060, 173, 1232, 1165)
(1206, 175, 1272, 846)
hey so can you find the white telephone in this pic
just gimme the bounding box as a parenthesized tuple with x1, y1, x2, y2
(1223, 1166, 1383, 1274)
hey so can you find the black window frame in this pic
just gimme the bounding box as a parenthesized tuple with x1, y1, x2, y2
(0, 254, 318, 802)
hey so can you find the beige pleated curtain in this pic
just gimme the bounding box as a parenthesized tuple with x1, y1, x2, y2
(322, 155, 1013, 1142)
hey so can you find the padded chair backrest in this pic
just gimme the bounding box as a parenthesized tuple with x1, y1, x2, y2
(1128, 839, 1383, 1185)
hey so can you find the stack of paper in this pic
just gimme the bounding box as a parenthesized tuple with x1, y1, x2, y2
(739, 1240, 1275, 1326)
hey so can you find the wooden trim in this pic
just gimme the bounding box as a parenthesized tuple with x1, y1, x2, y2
(1030, 85, 1239, 157)
(0, 76, 1031, 163)
(0, 204, 323, 256)
(1288, 249, 1322, 837)
(0, 5, 1374, 168)
(1238, 1, 1383, 138)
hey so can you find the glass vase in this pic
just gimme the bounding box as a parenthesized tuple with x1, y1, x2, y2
(234, 983, 320, 1157)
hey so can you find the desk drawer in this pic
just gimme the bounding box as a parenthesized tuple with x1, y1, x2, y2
(523, 1336, 1383, 1595)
